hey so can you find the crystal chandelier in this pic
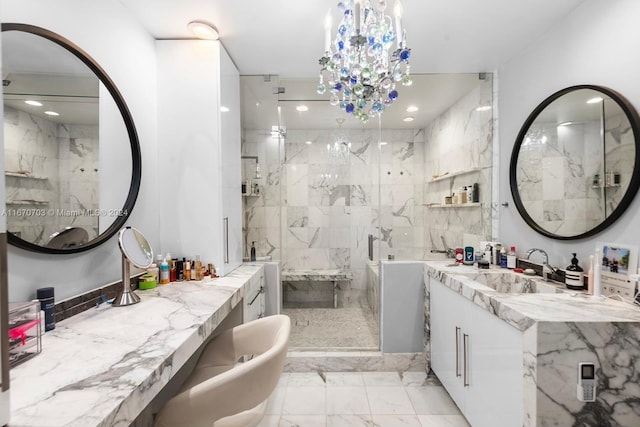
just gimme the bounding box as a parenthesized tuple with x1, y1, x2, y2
(317, 0, 412, 123)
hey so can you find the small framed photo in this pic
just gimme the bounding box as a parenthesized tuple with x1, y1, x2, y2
(597, 242, 638, 293)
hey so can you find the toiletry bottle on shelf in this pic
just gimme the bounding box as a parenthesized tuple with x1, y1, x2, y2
(184, 260, 191, 281)
(500, 246, 508, 268)
(507, 246, 517, 269)
(165, 253, 174, 282)
(484, 243, 493, 264)
(250, 241, 257, 262)
(565, 253, 584, 290)
(593, 248, 602, 297)
(460, 187, 467, 204)
(472, 183, 479, 203)
(147, 261, 159, 283)
(190, 258, 196, 280)
(493, 243, 502, 265)
(467, 185, 474, 203)
(587, 255, 594, 295)
(160, 257, 170, 285)
(195, 255, 203, 281)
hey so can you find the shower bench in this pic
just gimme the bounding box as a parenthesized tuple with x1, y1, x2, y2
(281, 269, 353, 308)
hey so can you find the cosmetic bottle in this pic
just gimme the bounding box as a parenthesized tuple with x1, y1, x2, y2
(190, 259, 196, 280)
(460, 187, 467, 204)
(500, 246, 508, 268)
(147, 262, 159, 283)
(37, 287, 55, 332)
(507, 246, 517, 269)
(467, 185, 473, 203)
(170, 258, 177, 282)
(250, 241, 257, 262)
(587, 255, 594, 295)
(195, 255, 203, 281)
(176, 259, 184, 281)
(184, 260, 191, 281)
(565, 253, 585, 290)
(160, 257, 170, 285)
(593, 248, 602, 297)
(472, 183, 479, 203)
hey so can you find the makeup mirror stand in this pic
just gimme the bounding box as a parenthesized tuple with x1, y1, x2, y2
(113, 254, 141, 307)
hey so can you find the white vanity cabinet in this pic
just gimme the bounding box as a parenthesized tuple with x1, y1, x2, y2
(156, 40, 242, 277)
(430, 277, 523, 427)
(244, 267, 266, 322)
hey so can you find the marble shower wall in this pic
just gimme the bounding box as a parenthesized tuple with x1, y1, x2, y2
(4, 106, 99, 245)
(423, 77, 494, 251)
(243, 127, 425, 307)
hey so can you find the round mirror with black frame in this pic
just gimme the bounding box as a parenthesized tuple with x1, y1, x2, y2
(2, 23, 141, 254)
(510, 85, 640, 240)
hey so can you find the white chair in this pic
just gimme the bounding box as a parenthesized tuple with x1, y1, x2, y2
(154, 314, 291, 427)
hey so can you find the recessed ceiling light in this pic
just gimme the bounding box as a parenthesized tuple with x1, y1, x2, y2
(44, 111, 59, 116)
(296, 105, 309, 112)
(220, 106, 230, 112)
(558, 121, 574, 126)
(379, 142, 388, 146)
(475, 105, 492, 112)
(587, 97, 603, 104)
(25, 100, 42, 106)
(305, 140, 313, 145)
(406, 105, 418, 113)
(187, 20, 219, 40)
(402, 116, 415, 122)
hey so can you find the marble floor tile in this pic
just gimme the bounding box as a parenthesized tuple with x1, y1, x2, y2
(326, 387, 371, 414)
(325, 372, 365, 387)
(417, 414, 470, 427)
(256, 415, 280, 427)
(371, 414, 422, 427)
(266, 387, 287, 415)
(327, 414, 373, 427)
(282, 387, 327, 415)
(288, 372, 326, 387)
(405, 387, 461, 415)
(362, 372, 404, 386)
(401, 371, 428, 386)
(279, 415, 326, 427)
(366, 386, 415, 414)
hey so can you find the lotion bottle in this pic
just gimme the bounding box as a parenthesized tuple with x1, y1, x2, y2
(587, 255, 594, 295)
(160, 257, 170, 285)
(593, 248, 601, 297)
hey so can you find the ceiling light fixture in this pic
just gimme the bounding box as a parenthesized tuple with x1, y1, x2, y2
(475, 105, 492, 112)
(44, 111, 59, 116)
(296, 105, 309, 112)
(317, 0, 412, 123)
(402, 116, 414, 122)
(406, 105, 418, 113)
(25, 100, 43, 107)
(220, 106, 230, 112)
(587, 96, 603, 104)
(188, 20, 219, 40)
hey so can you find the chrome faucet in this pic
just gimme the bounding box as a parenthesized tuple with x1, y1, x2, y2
(525, 248, 558, 281)
(430, 236, 456, 258)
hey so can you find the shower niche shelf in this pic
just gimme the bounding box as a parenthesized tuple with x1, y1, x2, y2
(428, 167, 482, 183)
(427, 202, 481, 208)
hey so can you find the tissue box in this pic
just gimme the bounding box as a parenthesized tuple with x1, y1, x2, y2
(8, 301, 42, 368)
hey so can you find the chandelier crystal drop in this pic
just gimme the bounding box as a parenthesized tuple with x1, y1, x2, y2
(318, 0, 412, 123)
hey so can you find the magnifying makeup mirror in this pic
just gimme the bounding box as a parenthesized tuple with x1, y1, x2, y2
(114, 226, 153, 307)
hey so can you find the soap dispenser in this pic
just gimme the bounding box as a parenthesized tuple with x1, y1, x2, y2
(565, 253, 585, 290)
(250, 241, 257, 262)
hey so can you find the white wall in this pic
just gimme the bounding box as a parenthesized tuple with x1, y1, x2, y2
(2, 0, 159, 301)
(499, 0, 640, 269)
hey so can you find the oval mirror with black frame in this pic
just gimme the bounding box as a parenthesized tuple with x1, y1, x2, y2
(510, 85, 640, 240)
(1, 23, 141, 254)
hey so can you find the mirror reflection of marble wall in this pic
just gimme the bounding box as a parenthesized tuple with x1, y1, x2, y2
(516, 106, 634, 237)
(4, 105, 99, 245)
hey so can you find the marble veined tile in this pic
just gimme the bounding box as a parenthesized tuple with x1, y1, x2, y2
(371, 414, 421, 427)
(365, 386, 414, 414)
(282, 386, 326, 415)
(417, 415, 470, 427)
(325, 372, 365, 387)
(288, 372, 326, 387)
(279, 415, 326, 427)
(405, 386, 461, 415)
(401, 371, 428, 387)
(362, 372, 403, 387)
(326, 387, 370, 414)
(327, 414, 373, 427)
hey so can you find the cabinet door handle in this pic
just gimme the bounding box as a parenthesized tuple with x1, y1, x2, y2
(248, 287, 264, 306)
(224, 217, 229, 264)
(463, 333, 469, 387)
(455, 326, 461, 378)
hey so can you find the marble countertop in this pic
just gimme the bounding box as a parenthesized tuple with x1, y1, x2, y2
(424, 261, 640, 332)
(9, 264, 263, 427)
